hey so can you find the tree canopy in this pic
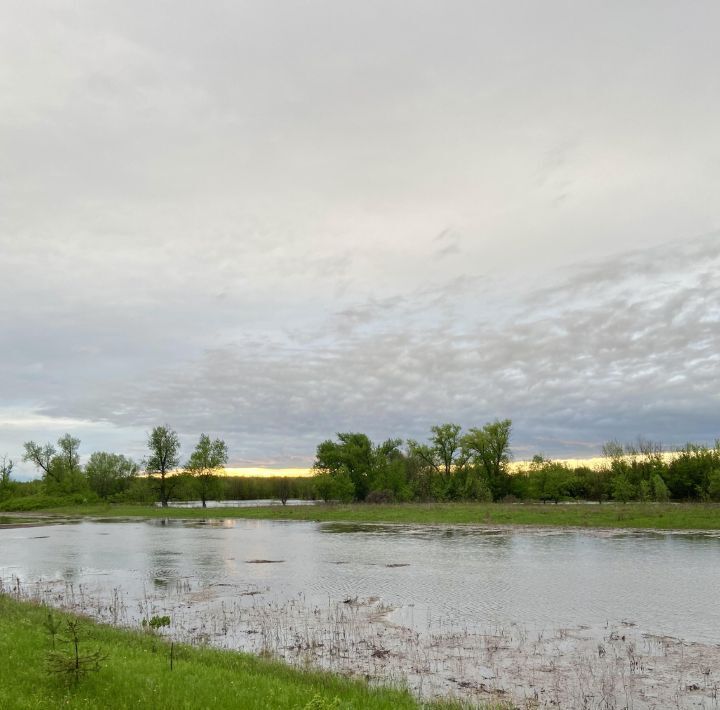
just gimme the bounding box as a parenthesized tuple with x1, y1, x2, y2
(185, 434, 228, 507)
(145, 426, 181, 507)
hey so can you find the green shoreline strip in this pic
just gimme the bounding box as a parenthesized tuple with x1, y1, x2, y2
(10, 501, 720, 530)
(0, 596, 471, 710)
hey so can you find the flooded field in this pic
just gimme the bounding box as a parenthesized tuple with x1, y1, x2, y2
(1, 518, 719, 708)
(158, 498, 318, 508)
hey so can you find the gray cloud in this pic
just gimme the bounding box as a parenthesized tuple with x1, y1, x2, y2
(2, 1, 720, 472)
(35, 234, 720, 466)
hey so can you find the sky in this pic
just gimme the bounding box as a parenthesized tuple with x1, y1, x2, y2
(1, 1, 719, 479)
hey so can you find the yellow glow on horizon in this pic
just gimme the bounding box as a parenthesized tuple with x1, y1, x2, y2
(142, 467, 313, 478)
(149, 453, 683, 478)
(223, 467, 313, 478)
(509, 451, 681, 472)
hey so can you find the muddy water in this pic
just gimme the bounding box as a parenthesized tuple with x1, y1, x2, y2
(2, 519, 719, 707)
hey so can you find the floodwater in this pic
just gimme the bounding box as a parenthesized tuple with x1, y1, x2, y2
(2, 518, 719, 707)
(158, 498, 318, 508)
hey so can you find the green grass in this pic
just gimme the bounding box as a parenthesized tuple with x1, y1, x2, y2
(13, 500, 720, 529)
(0, 596, 468, 710)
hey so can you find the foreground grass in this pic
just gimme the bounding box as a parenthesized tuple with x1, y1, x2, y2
(18, 501, 720, 529)
(0, 596, 467, 710)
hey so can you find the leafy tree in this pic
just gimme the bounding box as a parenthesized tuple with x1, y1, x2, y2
(314, 433, 374, 500)
(666, 444, 719, 500)
(0, 455, 14, 498)
(463, 419, 512, 500)
(404, 448, 433, 500)
(23, 435, 86, 493)
(145, 426, 181, 507)
(57, 435, 81, 476)
(407, 423, 465, 477)
(185, 434, 228, 507)
(314, 469, 355, 502)
(121, 475, 155, 503)
(23, 441, 57, 483)
(368, 438, 410, 501)
(705, 468, 720, 502)
(276, 477, 291, 505)
(460, 469, 493, 501)
(544, 464, 572, 503)
(55, 434, 86, 493)
(579, 467, 610, 503)
(525, 456, 570, 503)
(85, 452, 138, 499)
(611, 473, 636, 503)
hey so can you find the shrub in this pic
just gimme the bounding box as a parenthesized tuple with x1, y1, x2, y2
(611, 474, 636, 503)
(707, 469, 720, 502)
(0, 493, 98, 512)
(365, 489, 395, 504)
(652, 474, 670, 502)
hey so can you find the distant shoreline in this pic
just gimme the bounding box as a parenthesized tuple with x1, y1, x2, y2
(7, 500, 720, 531)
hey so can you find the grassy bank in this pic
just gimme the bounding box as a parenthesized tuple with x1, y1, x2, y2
(13, 501, 720, 529)
(0, 595, 465, 710)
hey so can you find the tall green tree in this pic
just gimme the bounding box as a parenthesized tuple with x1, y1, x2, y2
(185, 434, 228, 508)
(145, 426, 181, 507)
(57, 435, 81, 477)
(407, 423, 465, 477)
(463, 419, 512, 500)
(314, 433, 374, 500)
(369, 438, 410, 501)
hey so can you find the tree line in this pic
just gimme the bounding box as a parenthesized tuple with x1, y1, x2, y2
(1, 420, 720, 509)
(2, 427, 231, 509)
(312, 421, 513, 502)
(311, 424, 720, 503)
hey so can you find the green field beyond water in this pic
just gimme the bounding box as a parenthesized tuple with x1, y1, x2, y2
(18, 501, 720, 530)
(0, 596, 470, 710)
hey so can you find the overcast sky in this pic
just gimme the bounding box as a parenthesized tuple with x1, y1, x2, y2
(2, 1, 719, 478)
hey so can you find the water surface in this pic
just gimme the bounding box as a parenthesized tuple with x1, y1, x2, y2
(2, 518, 718, 642)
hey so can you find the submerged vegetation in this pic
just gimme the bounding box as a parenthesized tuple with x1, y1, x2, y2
(2, 422, 720, 513)
(4, 549, 718, 709)
(0, 595, 456, 710)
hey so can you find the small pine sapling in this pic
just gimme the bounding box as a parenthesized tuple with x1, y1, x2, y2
(46, 619, 107, 684)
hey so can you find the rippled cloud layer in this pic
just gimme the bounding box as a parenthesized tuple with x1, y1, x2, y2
(1, 2, 719, 472)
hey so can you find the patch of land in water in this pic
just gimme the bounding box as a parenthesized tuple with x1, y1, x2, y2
(10, 501, 720, 531)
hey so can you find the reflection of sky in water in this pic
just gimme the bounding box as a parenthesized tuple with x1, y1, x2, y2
(1, 519, 719, 642)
